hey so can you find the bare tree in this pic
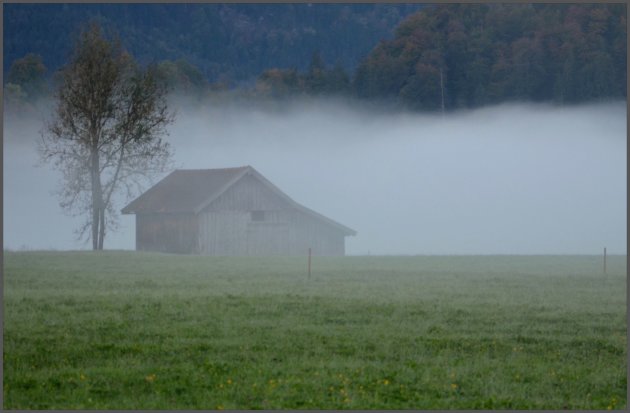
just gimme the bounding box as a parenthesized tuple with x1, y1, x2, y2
(40, 23, 174, 250)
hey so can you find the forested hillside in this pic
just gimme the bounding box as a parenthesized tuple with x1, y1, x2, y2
(4, 3, 626, 111)
(3, 3, 422, 85)
(353, 3, 626, 109)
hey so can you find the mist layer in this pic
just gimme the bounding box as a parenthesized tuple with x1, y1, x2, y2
(4, 100, 626, 254)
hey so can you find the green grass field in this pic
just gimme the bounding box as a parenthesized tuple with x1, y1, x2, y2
(3, 251, 627, 409)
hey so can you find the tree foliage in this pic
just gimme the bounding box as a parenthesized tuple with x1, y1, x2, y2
(4, 3, 421, 84)
(40, 23, 174, 250)
(5, 4, 625, 112)
(353, 3, 626, 110)
(255, 51, 351, 99)
(7, 53, 48, 99)
(155, 58, 208, 97)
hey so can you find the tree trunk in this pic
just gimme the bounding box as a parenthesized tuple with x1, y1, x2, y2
(91, 203, 99, 250)
(90, 147, 104, 251)
(91, 159, 99, 250)
(98, 207, 105, 250)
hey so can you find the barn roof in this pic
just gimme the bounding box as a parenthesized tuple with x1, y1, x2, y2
(121, 166, 356, 236)
(121, 166, 249, 214)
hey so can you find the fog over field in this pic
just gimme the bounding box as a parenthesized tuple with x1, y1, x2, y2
(3, 100, 627, 255)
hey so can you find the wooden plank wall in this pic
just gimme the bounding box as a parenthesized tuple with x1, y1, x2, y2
(287, 210, 345, 256)
(198, 174, 292, 255)
(136, 213, 198, 253)
(197, 174, 347, 256)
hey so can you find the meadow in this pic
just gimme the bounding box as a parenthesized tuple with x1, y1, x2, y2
(3, 251, 627, 409)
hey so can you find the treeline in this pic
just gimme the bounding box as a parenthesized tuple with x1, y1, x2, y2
(256, 3, 626, 109)
(3, 54, 219, 113)
(353, 3, 626, 110)
(4, 3, 421, 84)
(254, 52, 351, 98)
(4, 48, 351, 109)
(5, 4, 626, 113)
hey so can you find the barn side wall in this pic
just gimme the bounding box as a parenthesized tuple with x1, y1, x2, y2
(136, 213, 198, 253)
(287, 210, 346, 256)
(197, 174, 347, 256)
(198, 174, 292, 256)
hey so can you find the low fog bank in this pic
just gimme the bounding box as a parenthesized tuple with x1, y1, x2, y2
(4, 99, 627, 255)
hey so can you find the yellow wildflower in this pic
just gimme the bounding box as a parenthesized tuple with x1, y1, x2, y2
(145, 374, 156, 382)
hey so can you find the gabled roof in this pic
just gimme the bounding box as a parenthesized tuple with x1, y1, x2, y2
(121, 166, 249, 214)
(121, 166, 356, 236)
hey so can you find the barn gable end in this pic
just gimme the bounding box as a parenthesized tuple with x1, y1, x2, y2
(203, 172, 291, 212)
(122, 166, 355, 256)
(197, 172, 294, 255)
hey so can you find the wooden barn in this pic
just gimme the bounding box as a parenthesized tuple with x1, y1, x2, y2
(121, 166, 356, 255)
